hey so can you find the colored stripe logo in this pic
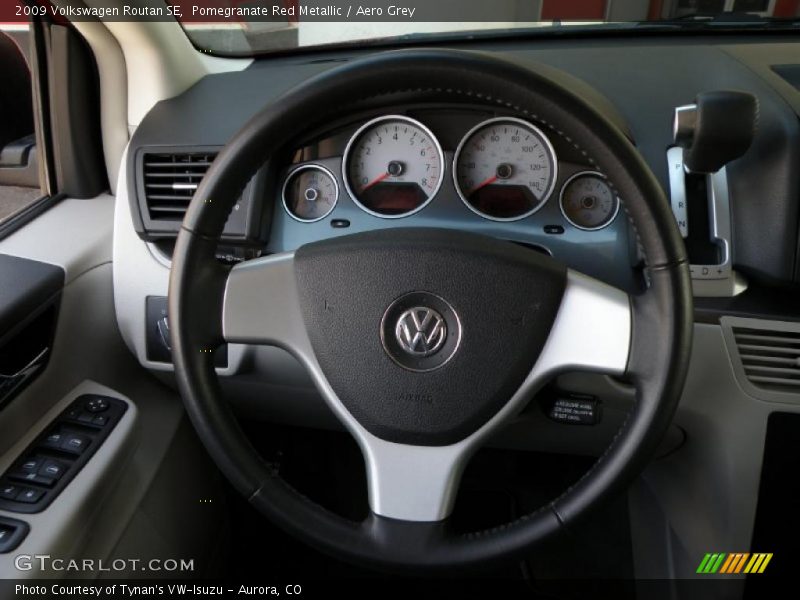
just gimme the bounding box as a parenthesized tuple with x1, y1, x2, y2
(697, 553, 773, 574)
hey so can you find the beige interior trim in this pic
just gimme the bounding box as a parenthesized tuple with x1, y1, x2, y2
(54, 1, 129, 195)
(84, 0, 252, 131)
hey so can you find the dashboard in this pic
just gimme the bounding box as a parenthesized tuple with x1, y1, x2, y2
(115, 34, 800, 383)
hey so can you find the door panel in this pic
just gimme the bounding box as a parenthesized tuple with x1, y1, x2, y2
(0, 253, 62, 409)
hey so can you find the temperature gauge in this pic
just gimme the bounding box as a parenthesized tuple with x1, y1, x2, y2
(559, 171, 619, 231)
(282, 165, 338, 222)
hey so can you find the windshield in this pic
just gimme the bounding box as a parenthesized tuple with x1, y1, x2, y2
(171, 0, 799, 56)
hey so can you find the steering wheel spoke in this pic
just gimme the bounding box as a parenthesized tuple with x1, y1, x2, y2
(361, 436, 465, 522)
(533, 270, 632, 379)
(222, 251, 313, 354)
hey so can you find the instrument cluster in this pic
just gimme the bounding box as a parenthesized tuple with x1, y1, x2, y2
(281, 112, 620, 231)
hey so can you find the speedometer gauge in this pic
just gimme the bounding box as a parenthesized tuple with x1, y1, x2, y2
(559, 171, 619, 231)
(454, 117, 557, 221)
(343, 115, 444, 218)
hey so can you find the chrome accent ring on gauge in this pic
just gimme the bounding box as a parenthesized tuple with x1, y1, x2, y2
(281, 164, 339, 223)
(452, 116, 558, 222)
(342, 115, 445, 219)
(558, 170, 620, 231)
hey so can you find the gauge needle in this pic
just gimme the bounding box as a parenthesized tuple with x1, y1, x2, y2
(467, 175, 498, 196)
(360, 172, 389, 192)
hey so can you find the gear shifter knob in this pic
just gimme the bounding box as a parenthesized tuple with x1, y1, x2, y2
(673, 90, 758, 173)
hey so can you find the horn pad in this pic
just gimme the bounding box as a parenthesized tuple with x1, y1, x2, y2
(294, 229, 566, 446)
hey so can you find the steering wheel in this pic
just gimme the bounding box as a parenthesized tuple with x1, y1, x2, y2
(168, 49, 692, 570)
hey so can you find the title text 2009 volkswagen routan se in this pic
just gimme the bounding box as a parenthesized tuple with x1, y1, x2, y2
(1, 1, 799, 598)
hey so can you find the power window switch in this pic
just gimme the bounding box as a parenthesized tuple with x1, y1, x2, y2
(60, 434, 90, 455)
(0, 483, 19, 500)
(8, 457, 48, 484)
(92, 415, 109, 427)
(18, 458, 43, 474)
(15, 488, 44, 504)
(39, 460, 66, 481)
(42, 431, 64, 450)
(9, 472, 55, 487)
(77, 412, 95, 424)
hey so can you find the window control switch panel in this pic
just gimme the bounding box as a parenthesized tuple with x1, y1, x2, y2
(0, 395, 127, 514)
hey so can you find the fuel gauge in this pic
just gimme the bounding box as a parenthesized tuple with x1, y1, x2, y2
(559, 171, 619, 231)
(282, 165, 339, 222)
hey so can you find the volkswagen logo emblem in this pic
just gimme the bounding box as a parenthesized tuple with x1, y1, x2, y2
(381, 292, 461, 372)
(395, 307, 447, 357)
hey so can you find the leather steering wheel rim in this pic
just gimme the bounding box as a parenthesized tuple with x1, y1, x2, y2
(168, 48, 693, 570)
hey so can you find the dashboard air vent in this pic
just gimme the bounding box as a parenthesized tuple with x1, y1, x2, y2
(142, 152, 216, 220)
(133, 145, 262, 243)
(733, 326, 800, 392)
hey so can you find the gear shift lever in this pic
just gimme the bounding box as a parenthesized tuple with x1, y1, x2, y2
(667, 90, 757, 297)
(673, 90, 758, 173)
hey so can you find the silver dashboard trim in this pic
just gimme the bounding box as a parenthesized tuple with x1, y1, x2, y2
(666, 146, 746, 298)
(672, 103, 697, 149)
(667, 146, 689, 238)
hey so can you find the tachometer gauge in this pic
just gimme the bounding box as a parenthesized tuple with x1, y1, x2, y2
(559, 171, 619, 231)
(343, 115, 444, 218)
(282, 165, 338, 222)
(454, 117, 557, 221)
